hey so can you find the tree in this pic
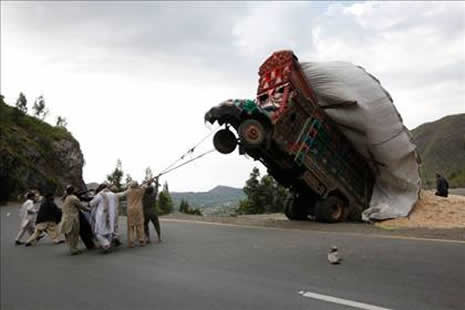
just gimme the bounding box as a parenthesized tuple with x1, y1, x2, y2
(189, 208, 202, 216)
(236, 167, 288, 215)
(15, 92, 28, 114)
(157, 181, 174, 215)
(244, 167, 260, 197)
(257, 175, 275, 213)
(56, 116, 67, 128)
(106, 159, 124, 191)
(0, 95, 6, 123)
(237, 167, 262, 214)
(125, 174, 133, 187)
(179, 199, 188, 213)
(32, 95, 49, 120)
(237, 199, 252, 215)
(179, 199, 202, 216)
(144, 167, 153, 183)
(272, 178, 288, 213)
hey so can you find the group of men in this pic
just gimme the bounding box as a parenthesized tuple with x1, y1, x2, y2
(15, 177, 162, 255)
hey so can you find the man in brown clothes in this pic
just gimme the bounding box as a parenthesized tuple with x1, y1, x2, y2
(121, 181, 147, 247)
(59, 185, 86, 255)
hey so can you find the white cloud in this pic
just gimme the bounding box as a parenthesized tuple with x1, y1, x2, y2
(308, 1, 465, 128)
(232, 2, 305, 56)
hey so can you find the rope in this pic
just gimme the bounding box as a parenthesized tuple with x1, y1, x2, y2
(159, 128, 218, 175)
(158, 149, 216, 177)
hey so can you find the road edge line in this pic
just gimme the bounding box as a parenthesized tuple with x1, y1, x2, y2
(160, 218, 465, 244)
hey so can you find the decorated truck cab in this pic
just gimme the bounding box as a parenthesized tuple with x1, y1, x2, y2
(205, 50, 375, 222)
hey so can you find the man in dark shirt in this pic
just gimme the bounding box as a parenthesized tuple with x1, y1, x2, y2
(435, 173, 449, 198)
(71, 189, 97, 250)
(25, 192, 64, 246)
(142, 178, 161, 243)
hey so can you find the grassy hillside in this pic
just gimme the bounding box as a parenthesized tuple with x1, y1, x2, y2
(0, 99, 85, 201)
(411, 114, 465, 188)
(171, 185, 245, 211)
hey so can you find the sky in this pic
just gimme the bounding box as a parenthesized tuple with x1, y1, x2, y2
(1, 1, 464, 192)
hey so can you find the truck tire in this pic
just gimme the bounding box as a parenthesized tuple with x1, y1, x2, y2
(284, 194, 309, 221)
(213, 129, 237, 154)
(348, 207, 362, 222)
(314, 196, 347, 223)
(239, 119, 266, 148)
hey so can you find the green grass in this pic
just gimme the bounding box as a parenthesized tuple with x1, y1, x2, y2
(411, 114, 465, 188)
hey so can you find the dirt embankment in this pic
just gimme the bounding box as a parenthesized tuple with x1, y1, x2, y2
(376, 190, 465, 229)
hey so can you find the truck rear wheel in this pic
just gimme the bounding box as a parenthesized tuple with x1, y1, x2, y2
(284, 194, 309, 221)
(213, 129, 237, 154)
(239, 119, 266, 148)
(314, 196, 348, 223)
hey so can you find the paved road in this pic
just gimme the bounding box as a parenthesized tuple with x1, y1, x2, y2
(450, 188, 465, 196)
(1, 205, 464, 310)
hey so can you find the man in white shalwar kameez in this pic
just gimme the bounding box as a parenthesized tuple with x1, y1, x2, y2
(15, 192, 39, 245)
(89, 184, 121, 252)
(109, 185, 122, 245)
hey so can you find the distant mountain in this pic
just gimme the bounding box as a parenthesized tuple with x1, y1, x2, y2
(171, 185, 245, 213)
(411, 114, 465, 188)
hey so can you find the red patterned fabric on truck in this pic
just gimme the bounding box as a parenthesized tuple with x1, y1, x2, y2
(257, 50, 295, 96)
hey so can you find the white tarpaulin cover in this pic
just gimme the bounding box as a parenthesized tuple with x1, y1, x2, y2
(300, 61, 421, 221)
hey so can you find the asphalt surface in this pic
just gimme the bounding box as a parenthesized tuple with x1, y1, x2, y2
(450, 188, 465, 196)
(1, 205, 464, 310)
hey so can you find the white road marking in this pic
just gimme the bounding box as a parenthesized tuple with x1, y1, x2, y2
(298, 291, 392, 310)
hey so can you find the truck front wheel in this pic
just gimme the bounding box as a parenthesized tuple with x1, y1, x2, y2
(314, 196, 348, 223)
(213, 129, 237, 154)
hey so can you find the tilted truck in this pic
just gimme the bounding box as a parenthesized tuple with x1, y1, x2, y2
(205, 50, 375, 222)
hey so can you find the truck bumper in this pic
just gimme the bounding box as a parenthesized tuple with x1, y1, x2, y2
(204, 104, 243, 125)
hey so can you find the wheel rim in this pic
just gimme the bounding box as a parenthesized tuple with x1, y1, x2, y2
(239, 119, 266, 148)
(245, 125, 263, 144)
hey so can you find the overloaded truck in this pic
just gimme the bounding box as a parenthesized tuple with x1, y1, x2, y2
(205, 50, 375, 222)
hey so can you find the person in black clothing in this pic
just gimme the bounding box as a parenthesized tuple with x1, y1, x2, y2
(25, 192, 64, 246)
(75, 190, 97, 250)
(142, 178, 161, 243)
(435, 173, 449, 198)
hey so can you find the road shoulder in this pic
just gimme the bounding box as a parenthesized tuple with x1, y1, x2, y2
(161, 213, 465, 242)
